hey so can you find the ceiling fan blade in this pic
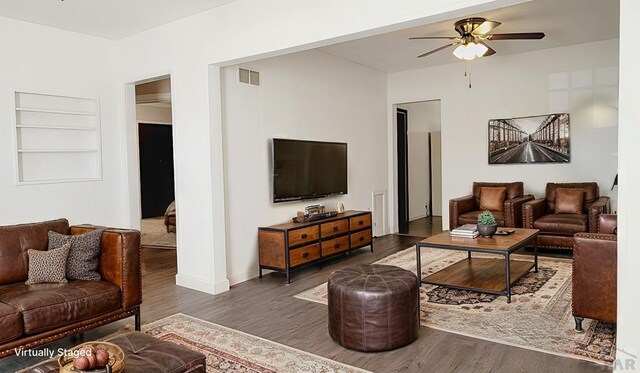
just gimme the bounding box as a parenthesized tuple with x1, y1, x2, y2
(417, 43, 458, 58)
(410, 36, 459, 40)
(472, 20, 501, 36)
(477, 41, 496, 56)
(486, 32, 545, 40)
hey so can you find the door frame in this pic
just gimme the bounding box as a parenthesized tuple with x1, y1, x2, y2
(396, 108, 409, 234)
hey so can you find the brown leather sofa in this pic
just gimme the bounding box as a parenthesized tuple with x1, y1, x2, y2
(572, 214, 617, 332)
(523, 182, 610, 250)
(165, 201, 176, 233)
(0, 219, 141, 358)
(449, 182, 533, 229)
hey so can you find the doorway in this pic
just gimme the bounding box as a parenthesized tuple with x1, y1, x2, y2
(396, 100, 443, 237)
(135, 78, 177, 249)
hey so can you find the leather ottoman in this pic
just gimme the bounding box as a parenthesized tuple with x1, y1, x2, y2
(328, 264, 419, 352)
(20, 331, 206, 372)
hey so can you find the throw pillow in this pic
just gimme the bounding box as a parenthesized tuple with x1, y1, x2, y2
(555, 188, 584, 214)
(48, 228, 106, 281)
(479, 186, 507, 212)
(25, 244, 70, 285)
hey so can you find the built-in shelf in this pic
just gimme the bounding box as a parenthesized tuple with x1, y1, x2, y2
(15, 107, 96, 116)
(17, 124, 97, 131)
(13, 91, 102, 184)
(18, 149, 98, 154)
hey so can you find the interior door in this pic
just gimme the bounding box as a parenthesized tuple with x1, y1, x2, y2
(139, 123, 175, 218)
(397, 109, 409, 234)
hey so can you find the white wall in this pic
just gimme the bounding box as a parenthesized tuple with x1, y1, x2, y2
(616, 1, 640, 370)
(388, 39, 619, 231)
(222, 50, 387, 285)
(398, 101, 441, 219)
(116, 0, 523, 293)
(0, 16, 125, 226)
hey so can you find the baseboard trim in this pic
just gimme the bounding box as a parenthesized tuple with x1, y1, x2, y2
(175, 273, 230, 295)
(228, 270, 257, 286)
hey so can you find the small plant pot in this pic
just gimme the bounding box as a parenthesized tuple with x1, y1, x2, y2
(477, 224, 497, 238)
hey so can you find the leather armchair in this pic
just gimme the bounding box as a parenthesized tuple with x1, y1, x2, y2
(523, 182, 610, 250)
(449, 182, 534, 229)
(572, 214, 617, 332)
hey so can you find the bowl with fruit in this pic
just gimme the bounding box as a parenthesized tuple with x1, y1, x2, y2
(58, 342, 124, 373)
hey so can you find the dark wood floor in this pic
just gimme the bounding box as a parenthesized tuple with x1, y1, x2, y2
(406, 216, 443, 237)
(2, 234, 609, 372)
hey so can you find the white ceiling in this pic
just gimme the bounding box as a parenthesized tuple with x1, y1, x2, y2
(319, 0, 620, 72)
(0, 0, 236, 40)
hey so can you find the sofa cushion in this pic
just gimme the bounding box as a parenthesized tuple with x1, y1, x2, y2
(555, 188, 584, 214)
(545, 182, 598, 214)
(0, 219, 69, 285)
(479, 187, 507, 212)
(0, 302, 23, 344)
(459, 210, 505, 226)
(25, 244, 70, 285)
(48, 228, 105, 281)
(533, 214, 588, 236)
(0, 281, 120, 334)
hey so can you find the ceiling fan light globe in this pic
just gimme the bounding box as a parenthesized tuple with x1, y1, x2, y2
(473, 42, 488, 57)
(453, 44, 467, 59)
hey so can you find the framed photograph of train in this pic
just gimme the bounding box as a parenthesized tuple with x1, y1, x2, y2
(488, 113, 570, 164)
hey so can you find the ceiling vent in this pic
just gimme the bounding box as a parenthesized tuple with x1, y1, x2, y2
(239, 68, 260, 86)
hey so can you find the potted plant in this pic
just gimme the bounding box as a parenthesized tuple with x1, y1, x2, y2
(477, 210, 498, 238)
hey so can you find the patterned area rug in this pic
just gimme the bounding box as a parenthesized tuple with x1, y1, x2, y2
(144, 314, 370, 372)
(19, 314, 370, 373)
(295, 247, 616, 366)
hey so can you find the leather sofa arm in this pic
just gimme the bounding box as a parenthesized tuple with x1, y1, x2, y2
(70, 225, 142, 311)
(588, 197, 611, 233)
(572, 232, 617, 323)
(504, 194, 535, 228)
(522, 199, 545, 229)
(598, 214, 617, 234)
(449, 195, 474, 229)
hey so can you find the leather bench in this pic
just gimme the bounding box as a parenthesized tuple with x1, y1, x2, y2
(20, 331, 206, 372)
(328, 264, 419, 352)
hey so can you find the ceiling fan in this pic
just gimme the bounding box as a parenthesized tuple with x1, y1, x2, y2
(410, 17, 545, 60)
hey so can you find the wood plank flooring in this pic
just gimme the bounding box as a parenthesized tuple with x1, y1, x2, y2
(1, 234, 610, 373)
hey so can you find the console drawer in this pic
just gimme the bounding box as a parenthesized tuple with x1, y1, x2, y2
(288, 226, 319, 247)
(351, 229, 372, 248)
(290, 244, 320, 267)
(321, 219, 349, 237)
(350, 214, 371, 231)
(321, 235, 350, 257)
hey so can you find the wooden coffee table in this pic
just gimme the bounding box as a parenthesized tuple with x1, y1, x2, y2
(416, 228, 539, 303)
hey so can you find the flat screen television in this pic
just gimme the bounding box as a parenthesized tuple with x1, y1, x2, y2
(272, 138, 347, 203)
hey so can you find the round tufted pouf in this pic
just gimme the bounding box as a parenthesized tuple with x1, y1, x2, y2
(327, 264, 419, 352)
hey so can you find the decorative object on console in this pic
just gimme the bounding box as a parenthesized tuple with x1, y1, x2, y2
(488, 114, 570, 164)
(49, 227, 106, 281)
(259, 210, 372, 283)
(476, 210, 498, 238)
(336, 202, 345, 213)
(305, 204, 325, 215)
(523, 182, 610, 250)
(449, 181, 533, 229)
(572, 214, 617, 332)
(25, 244, 70, 285)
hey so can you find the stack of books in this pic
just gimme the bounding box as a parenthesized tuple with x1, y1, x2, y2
(450, 224, 479, 238)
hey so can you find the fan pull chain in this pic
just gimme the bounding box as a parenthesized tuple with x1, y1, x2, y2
(464, 62, 472, 89)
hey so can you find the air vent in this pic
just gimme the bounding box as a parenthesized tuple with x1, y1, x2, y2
(239, 68, 260, 86)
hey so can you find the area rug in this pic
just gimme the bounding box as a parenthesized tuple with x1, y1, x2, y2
(19, 314, 369, 373)
(294, 246, 616, 366)
(141, 217, 176, 248)
(143, 314, 370, 372)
